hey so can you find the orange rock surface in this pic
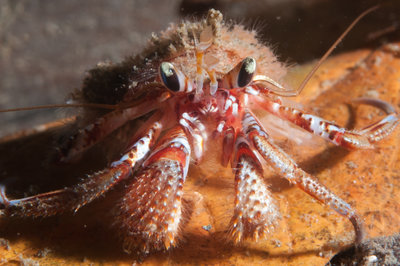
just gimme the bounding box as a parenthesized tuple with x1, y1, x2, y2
(1, 42, 400, 265)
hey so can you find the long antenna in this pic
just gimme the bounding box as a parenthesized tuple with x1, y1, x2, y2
(295, 5, 380, 96)
(0, 103, 117, 113)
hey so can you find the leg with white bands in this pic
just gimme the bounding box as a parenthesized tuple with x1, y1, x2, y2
(242, 111, 365, 242)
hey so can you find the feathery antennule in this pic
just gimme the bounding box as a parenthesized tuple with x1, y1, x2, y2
(204, 54, 219, 95)
(194, 26, 215, 97)
(195, 48, 205, 96)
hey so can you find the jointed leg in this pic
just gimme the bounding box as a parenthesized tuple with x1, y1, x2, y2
(0, 119, 162, 217)
(229, 133, 279, 243)
(115, 126, 191, 253)
(179, 111, 206, 163)
(242, 111, 364, 242)
(256, 97, 398, 149)
(352, 98, 399, 142)
(221, 126, 235, 167)
(62, 94, 168, 161)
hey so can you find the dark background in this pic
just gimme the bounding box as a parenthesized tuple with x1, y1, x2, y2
(1, 0, 399, 136)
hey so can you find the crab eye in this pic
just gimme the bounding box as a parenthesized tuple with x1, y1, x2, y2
(160, 62, 182, 92)
(223, 57, 256, 89)
(237, 57, 256, 87)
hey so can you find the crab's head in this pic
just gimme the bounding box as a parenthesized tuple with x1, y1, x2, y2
(158, 56, 257, 97)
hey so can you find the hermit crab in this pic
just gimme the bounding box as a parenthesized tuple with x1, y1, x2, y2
(0, 8, 398, 255)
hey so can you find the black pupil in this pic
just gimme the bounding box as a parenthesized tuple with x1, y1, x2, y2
(237, 57, 255, 88)
(160, 62, 181, 92)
